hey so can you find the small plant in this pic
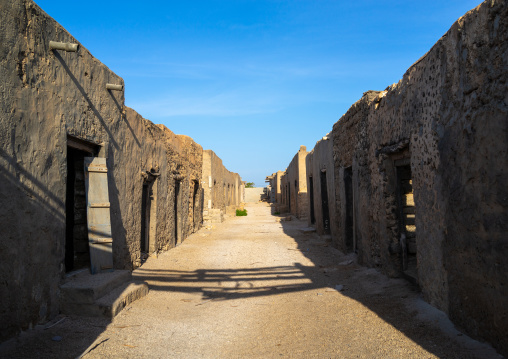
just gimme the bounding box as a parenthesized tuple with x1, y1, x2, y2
(236, 209, 247, 216)
(274, 211, 280, 215)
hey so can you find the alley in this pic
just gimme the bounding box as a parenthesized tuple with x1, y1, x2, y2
(1, 202, 501, 358)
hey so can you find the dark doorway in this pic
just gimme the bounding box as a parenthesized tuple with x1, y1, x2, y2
(309, 176, 315, 224)
(141, 178, 155, 254)
(192, 180, 199, 230)
(320, 170, 330, 234)
(174, 180, 181, 245)
(288, 185, 291, 213)
(65, 137, 98, 273)
(344, 167, 354, 251)
(396, 163, 417, 282)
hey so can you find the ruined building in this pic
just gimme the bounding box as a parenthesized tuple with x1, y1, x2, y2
(278, 145, 309, 219)
(202, 149, 244, 224)
(269, 0, 507, 355)
(0, 0, 242, 341)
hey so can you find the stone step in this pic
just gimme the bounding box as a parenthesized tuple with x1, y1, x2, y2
(61, 281, 149, 318)
(299, 227, 316, 234)
(60, 270, 131, 304)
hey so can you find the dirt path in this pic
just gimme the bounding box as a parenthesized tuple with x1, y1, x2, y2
(0, 202, 502, 358)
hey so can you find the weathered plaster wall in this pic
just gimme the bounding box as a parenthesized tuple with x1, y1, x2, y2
(306, 136, 337, 241)
(118, 109, 204, 269)
(245, 187, 265, 202)
(202, 149, 242, 218)
(280, 146, 308, 219)
(0, 0, 208, 341)
(0, 0, 124, 339)
(332, 92, 380, 255)
(331, 0, 508, 353)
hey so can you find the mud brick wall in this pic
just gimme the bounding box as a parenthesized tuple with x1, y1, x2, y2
(0, 0, 125, 339)
(202, 149, 242, 214)
(332, 0, 508, 353)
(306, 136, 337, 241)
(281, 146, 308, 220)
(0, 0, 207, 341)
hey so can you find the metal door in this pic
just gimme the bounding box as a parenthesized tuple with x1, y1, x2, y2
(84, 157, 113, 274)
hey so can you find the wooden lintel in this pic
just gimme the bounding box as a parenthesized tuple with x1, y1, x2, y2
(86, 167, 108, 173)
(90, 238, 113, 244)
(90, 202, 110, 208)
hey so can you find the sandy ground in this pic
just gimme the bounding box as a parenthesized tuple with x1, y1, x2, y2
(0, 202, 503, 359)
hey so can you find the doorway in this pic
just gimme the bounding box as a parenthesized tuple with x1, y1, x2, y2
(320, 170, 330, 234)
(395, 162, 417, 282)
(174, 180, 181, 245)
(192, 180, 199, 230)
(344, 167, 354, 251)
(309, 176, 315, 224)
(287, 185, 291, 212)
(141, 173, 157, 257)
(65, 136, 98, 273)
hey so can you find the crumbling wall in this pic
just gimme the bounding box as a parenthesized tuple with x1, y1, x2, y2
(0, 0, 208, 341)
(0, 0, 124, 339)
(244, 187, 264, 202)
(331, 0, 508, 353)
(306, 136, 337, 241)
(201, 150, 242, 222)
(280, 146, 309, 219)
(332, 92, 380, 257)
(117, 109, 203, 268)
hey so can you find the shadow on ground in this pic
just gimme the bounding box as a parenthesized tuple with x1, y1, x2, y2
(0, 205, 500, 359)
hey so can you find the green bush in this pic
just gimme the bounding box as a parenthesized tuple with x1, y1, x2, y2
(236, 209, 247, 216)
(274, 211, 280, 215)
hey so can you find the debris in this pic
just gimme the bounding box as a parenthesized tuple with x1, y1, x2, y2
(45, 317, 66, 330)
(317, 293, 323, 296)
(335, 285, 344, 291)
(124, 344, 137, 348)
(112, 325, 141, 329)
(51, 335, 62, 342)
(339, 260, 353, 266)
(195, 299, 213, 306)
(180, 299, 192, 302)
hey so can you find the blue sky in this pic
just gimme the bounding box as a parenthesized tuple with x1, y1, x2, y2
(37, 0, 481, 187)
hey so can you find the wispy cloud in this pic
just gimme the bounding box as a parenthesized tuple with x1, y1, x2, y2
(130, 87, 285, 118)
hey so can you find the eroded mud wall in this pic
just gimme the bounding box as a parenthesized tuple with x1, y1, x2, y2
(306, 137, 337, 240)
(202, 149, 242, 214)
(0, 0, 124, 339)
(281, 146, 308, 219)
(332, 0, 508, 353)
(0, 0, 206, 341)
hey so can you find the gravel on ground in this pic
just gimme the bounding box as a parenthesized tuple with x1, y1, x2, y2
(0, 202, 502, 358)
